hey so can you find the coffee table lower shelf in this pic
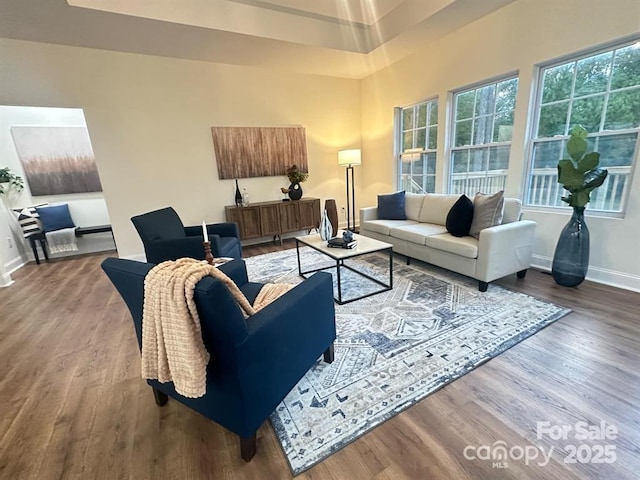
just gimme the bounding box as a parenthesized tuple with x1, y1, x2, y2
(295, 237, 393, 305)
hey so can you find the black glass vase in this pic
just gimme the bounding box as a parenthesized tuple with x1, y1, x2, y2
(552, 207, 589, 287)
(288, 182, 303, 200)
(235, 179, 242, 206)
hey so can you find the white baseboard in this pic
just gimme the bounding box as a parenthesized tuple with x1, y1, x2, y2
(532, 254, 640, 293)
(0, 271, 15, 287)
(119, 253, 147, 262)
(6, 255, 26, 275)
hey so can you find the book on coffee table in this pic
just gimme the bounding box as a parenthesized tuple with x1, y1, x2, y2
(327, 238, 357, 249)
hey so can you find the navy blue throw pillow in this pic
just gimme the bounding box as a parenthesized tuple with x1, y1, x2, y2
(446, 195, 474, 237)
(377, 191, 406, 220)
(35, 204, 76, 232)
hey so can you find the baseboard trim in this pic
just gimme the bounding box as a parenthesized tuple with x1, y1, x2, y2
(532, 254, 640, 293)
(0, 271, 15, 287)
(119, 253, 146, 262)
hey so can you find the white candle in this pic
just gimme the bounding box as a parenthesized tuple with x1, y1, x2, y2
(202, 221, 208, 242)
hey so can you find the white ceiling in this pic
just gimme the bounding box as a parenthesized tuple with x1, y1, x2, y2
(0, 0, 518, 78)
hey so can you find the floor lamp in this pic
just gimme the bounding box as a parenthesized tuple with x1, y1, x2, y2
(338, 149, 361, 232)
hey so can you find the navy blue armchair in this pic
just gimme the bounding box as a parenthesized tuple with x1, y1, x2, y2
(131, 207, 242, 263)
(101, 257, 336, 461)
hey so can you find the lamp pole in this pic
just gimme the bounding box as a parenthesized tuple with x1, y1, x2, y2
(338, 149, 361, 233)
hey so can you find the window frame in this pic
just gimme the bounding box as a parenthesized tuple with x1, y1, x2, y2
(395, 97, 439, 194)
(524, 38, 640, 217)
(447, 74, 519, 197)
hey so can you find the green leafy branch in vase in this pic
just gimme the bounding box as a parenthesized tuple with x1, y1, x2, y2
(557, 125, 608, 209)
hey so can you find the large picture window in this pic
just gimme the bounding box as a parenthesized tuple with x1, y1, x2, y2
(449, 76, 518, 196)
(396, 99, 438, 193)
(526, 40, 640, 212)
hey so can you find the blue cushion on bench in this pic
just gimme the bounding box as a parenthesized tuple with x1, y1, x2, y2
(35, 204, 76, 232)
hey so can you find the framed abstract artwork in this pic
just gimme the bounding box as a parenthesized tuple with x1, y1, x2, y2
(10, 126, 102, 195)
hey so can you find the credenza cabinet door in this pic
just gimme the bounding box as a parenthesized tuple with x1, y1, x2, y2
(279, 202, 300, 233)
(259, 204, 281, 236)
(229, 206, 261, 239)
(299, 198, 320, 230)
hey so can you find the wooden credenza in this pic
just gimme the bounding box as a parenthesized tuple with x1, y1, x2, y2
(225, 197, 321, 243)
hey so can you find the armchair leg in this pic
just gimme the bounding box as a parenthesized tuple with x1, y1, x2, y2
(478, 281, 488, 292)
(323, 343, 335, 364)
(152, 387, 168, 406)
(240, 433, 257, 462)
(406, 256, 411, 265)
(517, 269, 528, 279)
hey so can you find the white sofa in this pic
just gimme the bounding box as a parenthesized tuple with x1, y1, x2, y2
(360, 193, 536, 291)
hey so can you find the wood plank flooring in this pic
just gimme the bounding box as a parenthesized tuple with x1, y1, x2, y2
(1, 242, 639, 479)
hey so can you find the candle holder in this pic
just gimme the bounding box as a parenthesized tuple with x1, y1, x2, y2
(203, 241, 214, 265)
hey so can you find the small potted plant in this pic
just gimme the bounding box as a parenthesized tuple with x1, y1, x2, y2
(0, 167, 24, 195)
(284, 165, 308, 201)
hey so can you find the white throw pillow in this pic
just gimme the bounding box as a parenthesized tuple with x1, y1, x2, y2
(404, 193, 425, 221)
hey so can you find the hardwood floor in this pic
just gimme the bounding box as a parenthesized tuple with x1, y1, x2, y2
(1, 243, 639, 479)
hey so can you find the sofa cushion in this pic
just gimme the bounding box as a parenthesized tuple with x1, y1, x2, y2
(404, 193, 425, 221)
(446, 195, 474, 237)
(378, 191, 406, 220)
(389, 223, 448, 245)
(469, 191, 504, 239)
(425, 233, 479, 259)
(362, 219, 418, 236)
(502, 198, 522, 224)
(418, 194, 459, 226)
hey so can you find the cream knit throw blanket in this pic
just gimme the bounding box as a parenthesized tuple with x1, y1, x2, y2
(142, 258, 293, 398)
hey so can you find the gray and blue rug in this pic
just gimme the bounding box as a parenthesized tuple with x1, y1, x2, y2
(244, 248, 570, 475)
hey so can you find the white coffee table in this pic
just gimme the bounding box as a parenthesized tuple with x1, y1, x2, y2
(295, 231, 393, 305)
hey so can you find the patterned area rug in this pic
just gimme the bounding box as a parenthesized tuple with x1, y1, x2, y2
(244, 247, 570, 475)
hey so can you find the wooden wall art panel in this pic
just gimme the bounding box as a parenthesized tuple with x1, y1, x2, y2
(211, 126, 308, 179)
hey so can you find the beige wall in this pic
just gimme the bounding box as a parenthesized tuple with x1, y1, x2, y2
(361, 0, 640, 290)
(0, 38, 361, 258)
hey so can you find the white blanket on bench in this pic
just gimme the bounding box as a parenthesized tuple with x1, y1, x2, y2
(45, 227, 78, 254)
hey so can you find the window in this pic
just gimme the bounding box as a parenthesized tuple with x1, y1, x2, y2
(449, 76, 518, 196)
(396, 99, 438, 193)
(526, 40, 640, 212)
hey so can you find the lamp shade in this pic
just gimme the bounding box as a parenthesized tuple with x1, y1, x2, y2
(338, 149, 361, 166)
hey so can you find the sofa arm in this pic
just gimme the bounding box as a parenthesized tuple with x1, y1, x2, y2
(476, 220, 536, 283)
(360, 207, 378, 222)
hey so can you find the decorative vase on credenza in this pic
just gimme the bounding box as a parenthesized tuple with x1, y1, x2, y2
(235, 179, 242, 207)
(284, 165, 308, 201)
(288, 182, 303, 200)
